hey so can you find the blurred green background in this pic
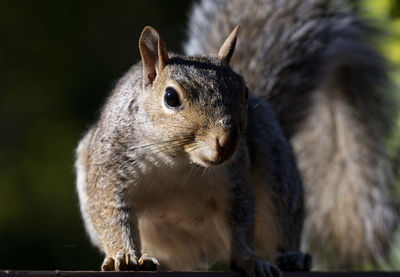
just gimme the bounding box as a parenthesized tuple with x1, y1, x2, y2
(0, 0, 399, 271)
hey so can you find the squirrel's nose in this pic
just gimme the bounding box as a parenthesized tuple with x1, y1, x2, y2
(215, 137, 225, 155)
(215, 131, 237, 160)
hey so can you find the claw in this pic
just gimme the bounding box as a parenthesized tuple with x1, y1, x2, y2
(275, 251, 312, 271)
(101, 256, 115, 271)
(127, 251, 139, 270)
(115, 251, 128, 271)
(138, 253, 159, 271)
(101, 252, 158, 272)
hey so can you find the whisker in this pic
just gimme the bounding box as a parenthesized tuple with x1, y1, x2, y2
(202, 166, 208, 177)
(252, 98, 267, 111)
(181, 165, 195, 188)
(128, 135, 195, 151)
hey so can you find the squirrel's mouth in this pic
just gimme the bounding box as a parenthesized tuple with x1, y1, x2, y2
(185, 137, 240, 168)
(189, 154, 234, 168)
(199, 157, 227, 167)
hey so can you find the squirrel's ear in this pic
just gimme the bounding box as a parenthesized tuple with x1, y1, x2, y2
(218, 25, 240, 64)
(139, 26, 169, 90)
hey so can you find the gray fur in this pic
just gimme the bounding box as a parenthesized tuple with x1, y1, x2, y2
(184, 0, 398, 269)
(76, 38, 306, 275)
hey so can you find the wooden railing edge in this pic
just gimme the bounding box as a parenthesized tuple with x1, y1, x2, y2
(1, 271, 400, 277)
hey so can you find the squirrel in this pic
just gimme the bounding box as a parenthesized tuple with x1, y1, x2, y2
(184, 0, 398, 269)
(75, 25, 312, 276)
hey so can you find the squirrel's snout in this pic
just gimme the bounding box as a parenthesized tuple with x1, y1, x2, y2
(210, 130, 239, 165)
(188, 127, 240, 167)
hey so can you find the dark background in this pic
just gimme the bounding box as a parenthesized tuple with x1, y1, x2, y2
(1, 0, 400, 271)
(0, 1, 192, 270)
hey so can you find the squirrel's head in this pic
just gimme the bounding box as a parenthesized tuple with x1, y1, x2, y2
(138, 25, 247, 167)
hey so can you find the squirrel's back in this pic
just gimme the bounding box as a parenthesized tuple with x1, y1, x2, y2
(185, 0, 398, 269)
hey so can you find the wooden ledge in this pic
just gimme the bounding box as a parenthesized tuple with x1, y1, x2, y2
(1, 272, 400, 277)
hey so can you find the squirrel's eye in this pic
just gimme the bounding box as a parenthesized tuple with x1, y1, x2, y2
(164, 87, 181, 109)
(244, 86, 249, 100)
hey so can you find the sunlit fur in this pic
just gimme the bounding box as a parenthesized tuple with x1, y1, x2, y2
(76, 35, 303, 271)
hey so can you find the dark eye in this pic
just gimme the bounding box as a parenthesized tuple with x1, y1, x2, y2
(244, 86, 249, 100)
(164, 87, 181, 108)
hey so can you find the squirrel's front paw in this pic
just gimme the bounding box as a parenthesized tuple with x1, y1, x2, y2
(230, 256, 282, 277)
(101, 251, 159, 271)
(138, 253, 159, 271)
(101, 250, 138, 271)
(275, 251, 312, 271)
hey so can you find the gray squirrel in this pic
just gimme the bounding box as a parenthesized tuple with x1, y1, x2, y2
(75, 23, 312, 276)
(184, 0, 398, 269)
(75, 0, 398, 272)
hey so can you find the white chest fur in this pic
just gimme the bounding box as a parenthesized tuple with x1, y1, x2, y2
(130, 155, 232, 270)
(131, 155, 230, 222)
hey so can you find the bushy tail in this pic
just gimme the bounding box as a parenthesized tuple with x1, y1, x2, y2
(185, 0, 398, 269)
(293, 38, 398, 268)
